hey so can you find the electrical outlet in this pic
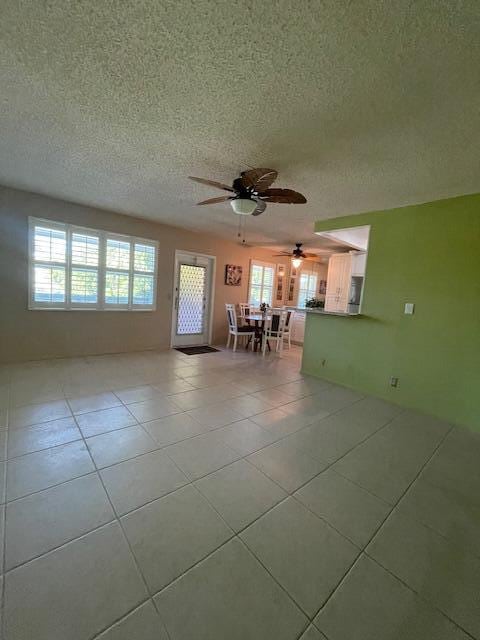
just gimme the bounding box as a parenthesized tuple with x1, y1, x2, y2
(404, 303, 415, 315)
(389, 376, 399, 388)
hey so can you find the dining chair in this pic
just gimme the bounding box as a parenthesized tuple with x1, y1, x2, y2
(225, 304, 255, 352)
(239, 303, 251, 318)
(282, 310, 294, 349)
(262, 308, 288, 357)
(238, 303, 252, 327)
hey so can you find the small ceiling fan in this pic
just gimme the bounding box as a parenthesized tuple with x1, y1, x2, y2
(189, 168, 306, 216)
(274, 243, 319, 268)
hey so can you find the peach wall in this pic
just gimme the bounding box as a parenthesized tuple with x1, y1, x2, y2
(0, 186, 290, 362)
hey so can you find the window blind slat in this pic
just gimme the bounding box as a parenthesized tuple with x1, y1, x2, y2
(134, 244, 155, 272)
(34, 265, 66, 303)
(106, 238, 130, 270)
(34, 227, 66, 263)
(72, 233, 99, 266)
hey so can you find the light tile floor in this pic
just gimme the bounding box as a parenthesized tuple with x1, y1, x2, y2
(0, 345, 478, 639)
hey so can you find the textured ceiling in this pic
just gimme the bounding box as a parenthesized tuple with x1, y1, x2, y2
(1, 1, 479, 251)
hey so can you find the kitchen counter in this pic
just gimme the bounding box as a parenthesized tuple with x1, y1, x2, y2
(304, 309, 361, 317)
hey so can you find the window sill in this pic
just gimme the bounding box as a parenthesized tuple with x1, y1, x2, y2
(28, 306, 156, 312)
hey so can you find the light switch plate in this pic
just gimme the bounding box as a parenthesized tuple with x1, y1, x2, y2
(404, 303, 415, 315)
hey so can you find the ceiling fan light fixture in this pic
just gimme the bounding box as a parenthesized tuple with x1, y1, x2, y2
(292, 257, 303, 269)
(230, 198, 257, 216)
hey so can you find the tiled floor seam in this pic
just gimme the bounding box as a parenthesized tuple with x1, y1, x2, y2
(5, 354, 447, 636)
(5, 393, 403, 511)
(1, 415, 11, 640)
(311, 423, 462, 635)
(364, 423, 456, 551)
(148, 528, 307, 625)
(88, 598, 155, 640)
(75, 420, 175, 640)
(7, 369, 318, 414)
(190, 456, 363, 623)
(363, 553, 477, 640)
(2, 517, 119, 574)
(252, 407, 409, 509)
(284, 407, 411, 501)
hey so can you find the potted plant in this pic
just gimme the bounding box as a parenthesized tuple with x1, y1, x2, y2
(305, 298, 324, 309)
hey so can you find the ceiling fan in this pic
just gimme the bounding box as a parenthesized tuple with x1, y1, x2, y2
(274, 243, 319, 268)
(189, 168, 306, 216)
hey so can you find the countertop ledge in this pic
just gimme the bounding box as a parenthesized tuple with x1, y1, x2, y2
(304, 309, 362, 317)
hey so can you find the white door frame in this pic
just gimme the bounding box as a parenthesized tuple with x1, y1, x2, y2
(170, 250, 216, 348)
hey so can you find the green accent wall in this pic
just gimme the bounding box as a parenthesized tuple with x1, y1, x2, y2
(302, 193, 480, 431)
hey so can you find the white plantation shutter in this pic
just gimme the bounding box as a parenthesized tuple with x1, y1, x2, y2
(29, 218, 158, 310)
(71, 231, 100, 305)
(105, 237, 131, 307)
(31, 223, 67, 306)
(248, 261, 275, 306)
(133, 243, 156, 306)
(297, 271, 318, 308)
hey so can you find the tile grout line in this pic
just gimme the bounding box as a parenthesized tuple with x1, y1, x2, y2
(155, 411, 404, 624)
(6, 350, 449, 638)
(1, 389, 11, 640)
(311, 422, 474, 638)
(3, 368, 391, 506)
(69, 411, 175, 640)
(2, 381, 386, 516)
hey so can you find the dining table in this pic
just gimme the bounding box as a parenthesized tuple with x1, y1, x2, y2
(244, 313, 272, 352)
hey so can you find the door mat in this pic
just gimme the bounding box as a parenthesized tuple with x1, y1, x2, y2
(175, 346, 220, 355)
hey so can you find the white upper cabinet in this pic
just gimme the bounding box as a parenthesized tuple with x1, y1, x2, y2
(324, 253, 352, 312)
(351, 252, 367, 276)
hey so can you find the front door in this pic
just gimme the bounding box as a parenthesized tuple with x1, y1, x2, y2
(171, 252, 214, 347)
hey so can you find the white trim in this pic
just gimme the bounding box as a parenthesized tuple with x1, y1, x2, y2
(170, 250, 216, 348)
(28, 217, 158, 311)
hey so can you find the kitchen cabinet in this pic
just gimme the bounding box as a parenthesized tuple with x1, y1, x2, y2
(324, 251, 367, 313)
(324, 253, 352, 312)
(351, 252, 367, 276)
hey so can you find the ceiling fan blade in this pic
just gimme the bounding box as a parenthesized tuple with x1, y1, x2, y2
(196, 195, 232, 205)
(273, 253, 291, 257)
(258, 188, 307, 204)
(251, 199, 267, 216)
(240, 168, 278, 191)
(303, 252, 319, 258)
(189, 176, 234, 192)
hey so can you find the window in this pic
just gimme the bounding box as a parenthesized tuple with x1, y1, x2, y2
(297, 271, 318, 308)
(29, 218, 158, 310)
(248, 260, 275, 307)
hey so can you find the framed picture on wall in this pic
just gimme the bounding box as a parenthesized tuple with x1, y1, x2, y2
(287, 263, 298, 303)
(224, 264, 243, 286)
(275, 263, 285, 302)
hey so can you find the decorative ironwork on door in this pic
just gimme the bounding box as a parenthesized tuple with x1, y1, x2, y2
(176, 264, 206, 335)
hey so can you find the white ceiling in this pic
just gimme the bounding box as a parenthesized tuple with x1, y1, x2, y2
(0, 1, 479, 252)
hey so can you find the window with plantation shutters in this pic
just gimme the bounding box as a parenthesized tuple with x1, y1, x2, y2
(29, 218, 158, 310)
(248, 260, 275, 307)
(297, 271, 317, 308)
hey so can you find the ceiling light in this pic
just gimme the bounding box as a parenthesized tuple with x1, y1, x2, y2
(292, 257, 303, 269)
(230, 198, 257, 216)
